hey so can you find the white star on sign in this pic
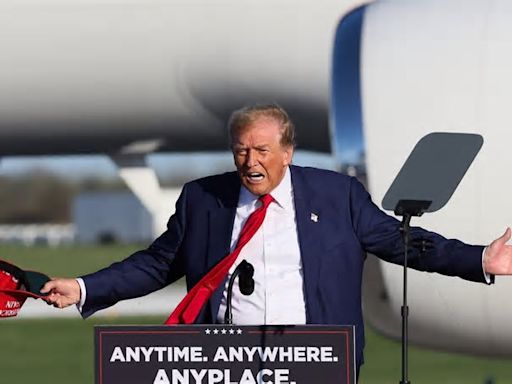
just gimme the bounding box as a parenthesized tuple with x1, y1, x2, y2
(237, 329, 243, 335)
(221, 329, 227, 335)
(205, 329, 211, 335)
(213, 329, 219, 335)
(229, 329, 235, 335)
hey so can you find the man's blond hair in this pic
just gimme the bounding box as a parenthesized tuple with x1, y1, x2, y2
(228, 104, 296, 148)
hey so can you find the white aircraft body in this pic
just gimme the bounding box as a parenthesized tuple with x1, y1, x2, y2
(355, 0, 512, 358)
(2, 0, 512, 359)
(0, 0, 364, 155)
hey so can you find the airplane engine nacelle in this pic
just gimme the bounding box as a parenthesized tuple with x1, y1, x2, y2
(333, 0, 512, 357)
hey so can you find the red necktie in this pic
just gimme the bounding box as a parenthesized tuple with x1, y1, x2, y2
(164, 194, 274, 324)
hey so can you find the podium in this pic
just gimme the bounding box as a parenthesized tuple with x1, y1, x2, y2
(95, 325, 355, 384)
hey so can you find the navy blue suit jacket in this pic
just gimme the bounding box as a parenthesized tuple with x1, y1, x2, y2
(81, 165, 487, 367)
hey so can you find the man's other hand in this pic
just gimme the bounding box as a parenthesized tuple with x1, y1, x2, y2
(484, 227, 512, 275)
(40, 278, 81, 308)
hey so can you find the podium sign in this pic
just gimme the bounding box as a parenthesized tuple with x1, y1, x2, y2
(95, 325, 355, 384)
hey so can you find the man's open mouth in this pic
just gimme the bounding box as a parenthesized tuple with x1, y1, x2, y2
(246, 172, 265, 182)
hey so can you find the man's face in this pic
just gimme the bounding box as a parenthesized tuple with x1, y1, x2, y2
(232, 118, 294, 196)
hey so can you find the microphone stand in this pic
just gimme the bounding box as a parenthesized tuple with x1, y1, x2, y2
(224, 260, 255, 325)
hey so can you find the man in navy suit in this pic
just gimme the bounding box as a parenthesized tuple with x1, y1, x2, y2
(43, 104, 512, 374)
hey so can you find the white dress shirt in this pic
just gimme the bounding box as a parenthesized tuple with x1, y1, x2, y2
(216, 167, 307, 324)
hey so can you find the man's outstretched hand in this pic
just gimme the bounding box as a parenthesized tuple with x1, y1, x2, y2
(40, 278, 81, 308)
(484, 227, 512, 275)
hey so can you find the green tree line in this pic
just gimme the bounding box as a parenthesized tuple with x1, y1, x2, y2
(0, 170, 125, 224)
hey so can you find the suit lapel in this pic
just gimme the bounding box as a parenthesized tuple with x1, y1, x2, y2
(290, 166, 323, 323)
(207, 208, 236, 270)
(205, 173, 240, 322)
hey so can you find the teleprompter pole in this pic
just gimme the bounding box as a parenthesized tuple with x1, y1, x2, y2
(395, 200, 431, 384)
(399, 212, 412, 384)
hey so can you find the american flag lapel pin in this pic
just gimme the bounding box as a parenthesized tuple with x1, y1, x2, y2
(310, 213, 319, 223)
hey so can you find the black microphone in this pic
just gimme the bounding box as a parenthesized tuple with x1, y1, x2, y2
(224, 260, 255, 324)
(238, 260, 255, 295)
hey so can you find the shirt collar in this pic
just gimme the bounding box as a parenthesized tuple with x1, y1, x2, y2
(238, 167, 293, 210)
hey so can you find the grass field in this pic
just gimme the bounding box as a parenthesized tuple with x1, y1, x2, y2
(1, 244, 511, 383)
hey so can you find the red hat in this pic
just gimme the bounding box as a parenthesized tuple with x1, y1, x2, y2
(0, 259, 50, 318)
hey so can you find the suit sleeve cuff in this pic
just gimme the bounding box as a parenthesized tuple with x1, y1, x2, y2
(482, 247, 494, 284)
(76, 277, 87, 312)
